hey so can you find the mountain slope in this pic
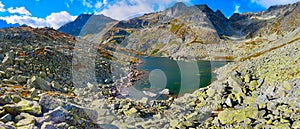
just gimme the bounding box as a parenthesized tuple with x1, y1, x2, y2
(82, 2, 226, 60)
(229, 1, 300, 38)
(58, 14, 117, 36)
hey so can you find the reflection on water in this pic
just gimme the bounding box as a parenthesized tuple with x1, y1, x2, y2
(135, 57, 229, 95)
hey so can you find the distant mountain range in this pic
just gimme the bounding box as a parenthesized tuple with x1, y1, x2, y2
(0, 19, 20, 29)
(58, 1, 299, 60)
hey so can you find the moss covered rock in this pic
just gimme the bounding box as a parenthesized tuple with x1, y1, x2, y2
(4, 99, 41, 116)
(218, 106, 258, 125)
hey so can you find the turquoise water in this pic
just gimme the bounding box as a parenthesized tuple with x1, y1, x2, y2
(134, 57, 229, 95)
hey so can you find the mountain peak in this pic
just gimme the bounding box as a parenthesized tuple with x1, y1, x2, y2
(215, 9, 226, 18)
(173, 2, 187, 8)
(58, 14, 116, 36)
(195, 4, 211, 11)
(169, 2, 188, 12)
(164, 2, 190, 17)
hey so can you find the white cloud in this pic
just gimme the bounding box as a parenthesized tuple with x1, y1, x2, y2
(103, 0, 107, 5)
(234, 4, 240, 13)
(0, 11, 77, 29)
(95, 1, 103, 9)
(8, 7, 31, 16)
(98, 0, 191, 20)
(82, 0, 93, 8)
(0, 15, 47, 27)
(46, 11, 77, 29)
(251, 0, 299, 8)
(0, 1, 6, 12)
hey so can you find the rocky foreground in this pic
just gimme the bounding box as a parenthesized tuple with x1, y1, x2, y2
(0, 25, 299, 129)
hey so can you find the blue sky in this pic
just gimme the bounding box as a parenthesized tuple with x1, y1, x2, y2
(0, 0, 299, 29)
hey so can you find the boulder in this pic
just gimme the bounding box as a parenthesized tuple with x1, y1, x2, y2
(39, 94, 98, 122)
(139, 97, 148, 105)
(0, 114, 12, 123)
(292, 121, 300, 129)
(225, 97, 233, 107)
(0, 95, 13, 105)
(218, 106, 258, 124)
(1, 52, 14, 65)
(40, 106, 68, 124)
(0, 124, 14, 129)
(16, 117, 35, 127)
(159, 89, 170, 95)
(41, 122, 55, 129)
(28, 76, 51, 91)
(206, 88, 216, 97)
(4, 99, 42, 116)
(143, 91, 157, 97)
(50, 81, 62, 91)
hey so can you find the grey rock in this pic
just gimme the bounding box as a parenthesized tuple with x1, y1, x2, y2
(139, 97, 148, 105)
(1, 52, 14, 65)
(41, 106, 68, 124)
(292, 121, 300, 129)
(257, 78, 264, 87)
(5, 75, 29, 84)
(0, 114, 12, 123)
(28, 76, 51, 91)
(206, 88, 216, 97)
(0, 124, 15, 129)
(15, 113, 36, 122)
(3, 78, 18, 84)
(39, 94, 98, 122)
(4, 99, 42, 116)
(225, 97, 233, 107)
(54, 122, 69, 129)
(41, 122, 56, 129)
(11, 95, 22, 103)
(50, 81, 63, 92)
(255, 95, 268, 105)
(0, 95, 13, 105)
(39, 71, 47, 78)
(159, 89, 169, 95)
(16, 117, 35, 127)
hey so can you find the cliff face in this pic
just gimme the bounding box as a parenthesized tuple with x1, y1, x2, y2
(229, 2, 300, 38)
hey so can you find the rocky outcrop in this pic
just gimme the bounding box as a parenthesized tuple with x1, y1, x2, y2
(229, 1, 300, 38)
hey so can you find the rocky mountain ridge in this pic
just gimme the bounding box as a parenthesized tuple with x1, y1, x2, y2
(60, 1, 299, 60)
(58, 14, 117, 36)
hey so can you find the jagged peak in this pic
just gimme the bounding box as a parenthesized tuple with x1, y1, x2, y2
(195, 4, 213, 12)
(167, 2, 188, 12)
(164, 2, 191, 17)
(215, 9, 226, 18)
(172, 2, 187, 8)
